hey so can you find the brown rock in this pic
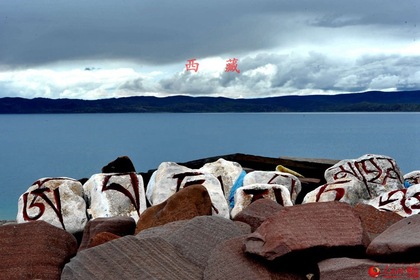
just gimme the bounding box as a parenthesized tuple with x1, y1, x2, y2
(135, 184, 212, 233)
(353, 203, 403, 244)
(366, 214, 420, 262)
(78, 216, 136, 251)
(244, 201, 365, 262)
(204, 236, 307, 280)
(233, 198, 283, 232)
(88, 232, 121, 248)
(318, 257, 420, 280)
(61, 236, 202, 280)
(164, 216, 246, 269)
(0, 221, 77, 280)
(101, 155, 136, 173)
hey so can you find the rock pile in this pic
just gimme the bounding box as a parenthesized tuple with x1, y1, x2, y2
(1, 154, 420, 279)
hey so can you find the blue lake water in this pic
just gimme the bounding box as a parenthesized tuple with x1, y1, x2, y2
(1, 112, 419, 220)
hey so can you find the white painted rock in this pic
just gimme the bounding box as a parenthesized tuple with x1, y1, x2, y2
(367, 184, 420, 217)
(83, 172, 146, 222)
(146, 162, 230, 219)
(404, 171, 420, 187)
(324, 154, 404, 200)
(302, 179, 368, 205)
(230, 183, 293, 218)
(199, 158, 244, 200)
(243, 171, 301, 203)
(17, 177, 87, 234)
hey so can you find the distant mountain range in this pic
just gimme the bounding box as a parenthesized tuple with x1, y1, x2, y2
(0, 90, 419, 113)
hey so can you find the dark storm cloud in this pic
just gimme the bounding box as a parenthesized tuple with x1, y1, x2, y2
(1, 0, 419, 68)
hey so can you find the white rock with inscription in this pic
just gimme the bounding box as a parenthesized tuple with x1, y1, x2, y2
(199, 158, 244, 200)
(404, 171, 420, 187)
(324, 154, 404, 200)
(17, 177, 87, 234)
(367, 184, 420, 217)
(302, 179, 367, 205)
(83, 172, 146, 222)
(230, 183, 293, 218)
(243, 171, 301, 203)
(146, 162, 230, 219)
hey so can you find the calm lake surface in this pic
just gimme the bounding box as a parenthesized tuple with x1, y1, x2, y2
(1, 113, 419, 220)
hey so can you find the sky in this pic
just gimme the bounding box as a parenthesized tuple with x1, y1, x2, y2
(0, 0, 419, 100)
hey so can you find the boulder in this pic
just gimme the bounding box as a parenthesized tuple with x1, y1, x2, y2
(146, 162, 229, 218)
(101, 156, 136, 173)
(230, 183, 292, 218)
(244, 201, 365, 262)
(203, 236, 307, 280)
(243, 171, 301, 203)
(366, 184, 420, 217)
(135, 184, 212, 233)
(78, 216, 136, 251)
(0, 221, 77, 280)
(83, 172, 146, 222)
(324, 154, 404, 199)
(199, 158, 244, 200)
(366, 213, 420, 262)
(16, 177, 87, 234)
(61, 236, 202, 280)
(232, 198, 283, 232)
(136, 216, 246, 270)
(318, 257, 420, 280)
(352, 203, 403, 244)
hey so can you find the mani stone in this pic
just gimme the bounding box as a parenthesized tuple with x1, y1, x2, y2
(244, 201, 365, 262)
(352, 203, 403, 244)
(83, 172, 146, 222)
(203, 236, 307, 280)
(232, 198, 283, 232)
(243, 171, 301, 203)
(404, 170, 420, 186)
(230, 183, 292, 218)
(324, 154, 404, 199)
(78, 216, 136, 251)
(366, 213, 420, 262)
(0, 220, 77, 280)
(135, 184, 212, 233)
(16, 177, 87, 234)
(146, 162, 230, 219)
(199, 158, 244, 200)
(302, 179, 367, 205)
(102, 155, 136, 173)
(366, 184, 420, 217)
(61, 236, 202, 280)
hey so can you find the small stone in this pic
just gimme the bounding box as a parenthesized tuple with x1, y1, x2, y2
(135, 184, 212, 233)
(78, 216, 136, 251)
(233, 198, 283, 232)
(88, 232, 121, 248)
(102, 156, 136, 173)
